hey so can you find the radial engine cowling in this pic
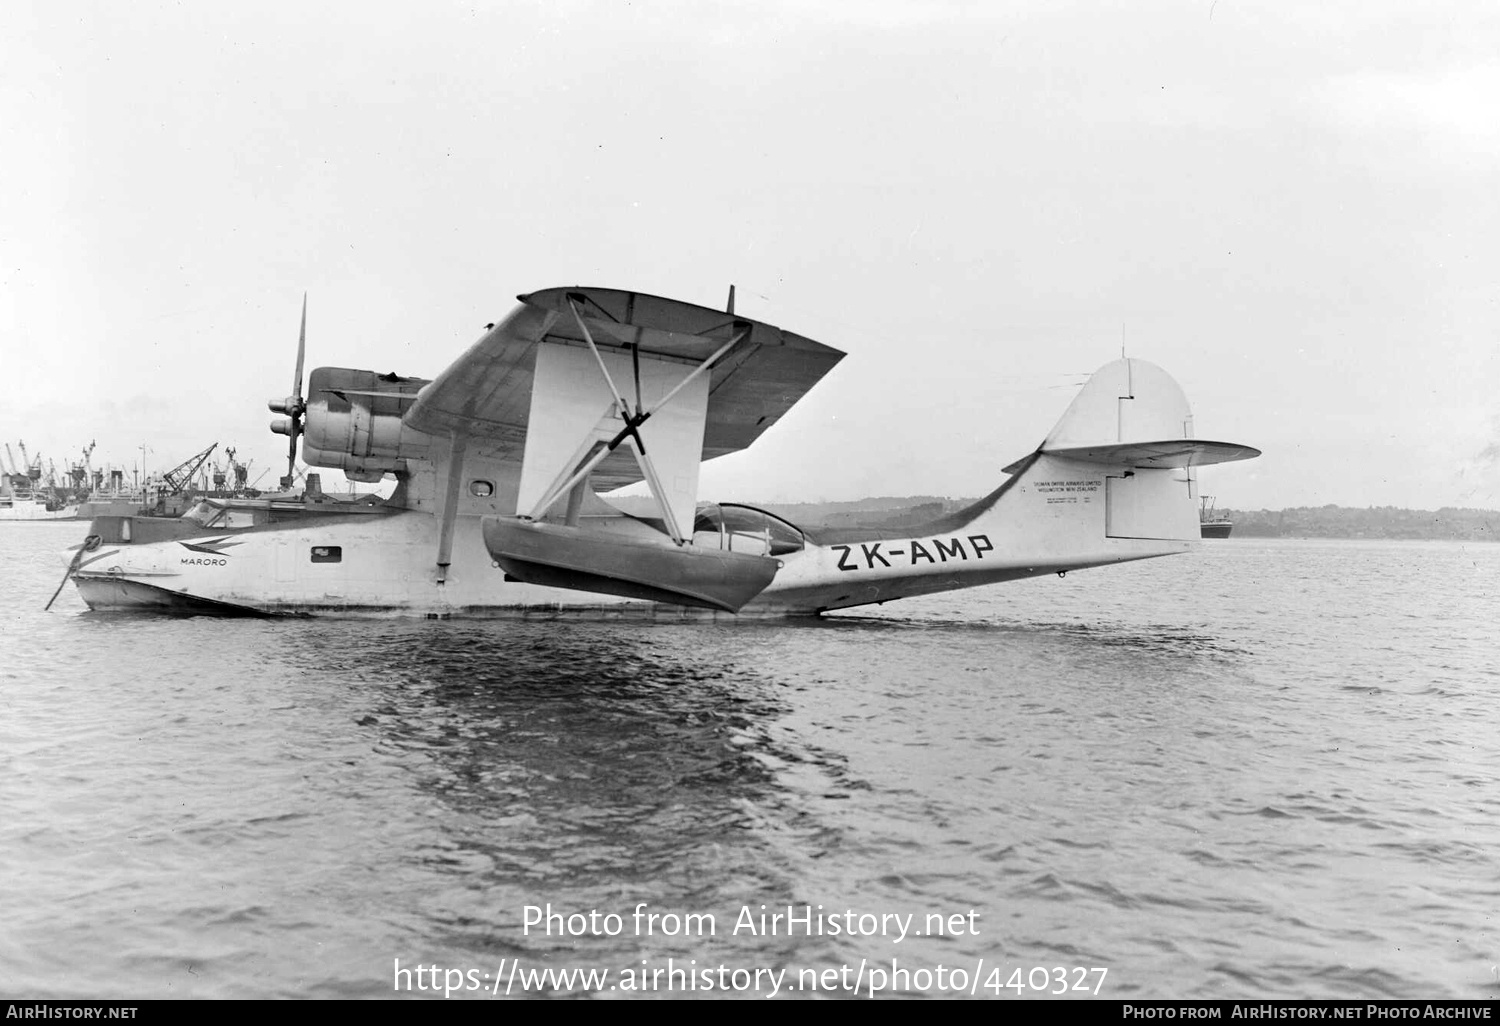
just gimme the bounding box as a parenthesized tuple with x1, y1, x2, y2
(294, 367, 433, 479)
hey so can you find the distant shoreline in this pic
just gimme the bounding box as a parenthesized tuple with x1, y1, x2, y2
(1204, 505, 1499, 542)
(751, 498, 1500, 543)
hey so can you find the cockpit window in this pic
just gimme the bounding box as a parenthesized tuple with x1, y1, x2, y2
(183, 501, 225, 528)
(691, 503, 805, 556)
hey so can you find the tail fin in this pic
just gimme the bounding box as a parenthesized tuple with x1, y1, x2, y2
(775, 359, 1259, 613)
(1041, 358, 1259, 470)
(1019, 358, 1258, 541)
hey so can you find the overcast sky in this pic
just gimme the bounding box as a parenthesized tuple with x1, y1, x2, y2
(5, 0, 1497, 510)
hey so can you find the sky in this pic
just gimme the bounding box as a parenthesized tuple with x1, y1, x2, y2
(4, 0, 1498, 510)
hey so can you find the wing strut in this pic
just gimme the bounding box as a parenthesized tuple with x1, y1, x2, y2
(435, 429, 468, 583)
(524, 301, 746, 543)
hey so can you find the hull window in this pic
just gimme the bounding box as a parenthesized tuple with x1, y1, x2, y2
(310, 545, 343, 563)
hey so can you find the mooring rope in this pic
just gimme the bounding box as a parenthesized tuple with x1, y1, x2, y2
(45, 534, 101, 611)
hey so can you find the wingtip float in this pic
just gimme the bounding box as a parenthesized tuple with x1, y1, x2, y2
(60, 287, 1258, 619)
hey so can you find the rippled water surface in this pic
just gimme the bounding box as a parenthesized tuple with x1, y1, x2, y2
(3, 523, 1498, 999)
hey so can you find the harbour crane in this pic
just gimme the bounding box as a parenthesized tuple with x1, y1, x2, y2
(160, 443, 218, 494)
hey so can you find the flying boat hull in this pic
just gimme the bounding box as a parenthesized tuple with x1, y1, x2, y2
(62, 289, 1258, 618)
(66, 483, 1192, 619)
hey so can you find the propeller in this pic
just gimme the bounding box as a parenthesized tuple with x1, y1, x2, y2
(268, 294, 308, 489)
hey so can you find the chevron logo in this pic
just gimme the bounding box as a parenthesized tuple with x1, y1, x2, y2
(179, 538, 244, 555)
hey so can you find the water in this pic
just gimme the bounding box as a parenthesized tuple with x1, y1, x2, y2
(2, 522, 1498, 999)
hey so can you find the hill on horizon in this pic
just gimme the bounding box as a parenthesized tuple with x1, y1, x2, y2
(746, 497, 1500, 541)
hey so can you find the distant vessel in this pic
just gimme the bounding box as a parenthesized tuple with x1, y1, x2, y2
(3, 440, 143, 521)
(0, 492, 79, 521)
(1200, 496, 1233, 539)
(4, 440, 277, 522)
(76, 443, 272, 519)
(1, 446, 78, 521)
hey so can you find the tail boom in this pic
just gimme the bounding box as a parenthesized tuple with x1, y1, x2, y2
(750, 358, 1258, 614)
(754, 451, 1190, 613)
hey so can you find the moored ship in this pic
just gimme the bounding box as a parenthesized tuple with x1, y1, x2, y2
(1200, 496, 1233, 538)
(0, 492, 79, 521)
(1, 443, 79, 520)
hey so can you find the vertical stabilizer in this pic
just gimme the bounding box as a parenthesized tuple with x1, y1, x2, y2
(1043, 358, 1193, 450)
(1027, 358, 1257, 542)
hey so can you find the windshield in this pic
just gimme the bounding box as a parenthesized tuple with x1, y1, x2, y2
(182, 500, 225, 528)
(691, 503, 805, 556)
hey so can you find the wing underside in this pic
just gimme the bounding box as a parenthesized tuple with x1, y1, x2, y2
(403, 287, 845, 491)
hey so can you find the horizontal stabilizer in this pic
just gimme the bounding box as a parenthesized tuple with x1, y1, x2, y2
(1044, 439, 1261, 469)
(986, 358, 1265, 472)
(482, 517, 779, 612)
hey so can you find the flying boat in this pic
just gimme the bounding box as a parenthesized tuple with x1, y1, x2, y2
(61, 287, 1259, 617)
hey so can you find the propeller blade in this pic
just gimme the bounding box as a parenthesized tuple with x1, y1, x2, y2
(285, 293, 307, 487)
(293, 293, 307, 400)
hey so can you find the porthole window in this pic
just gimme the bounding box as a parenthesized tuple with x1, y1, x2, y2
(469, 480, 495, 497)
(310, 545, 342, 563)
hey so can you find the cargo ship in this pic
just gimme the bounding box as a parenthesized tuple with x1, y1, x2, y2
(1200, 496, 1233, 539)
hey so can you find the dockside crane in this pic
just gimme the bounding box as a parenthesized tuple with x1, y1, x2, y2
(1, 444, 19, 495)
(160, 443, 218, 494)
(67, 441, 95, 494)
(18, 441, 40, 482)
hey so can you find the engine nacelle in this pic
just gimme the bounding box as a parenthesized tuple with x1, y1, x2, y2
(294, 367, 435, 478)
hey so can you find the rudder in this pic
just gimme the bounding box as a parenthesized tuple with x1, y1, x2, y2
(1026, 358, 1259, 542)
